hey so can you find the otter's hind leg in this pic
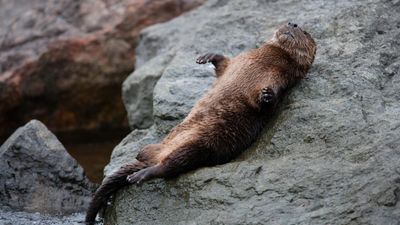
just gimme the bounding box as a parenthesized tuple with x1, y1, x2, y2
(127, 144, 213, 185)
(127, 165, 163, 185)
(136, 144, 163, 164)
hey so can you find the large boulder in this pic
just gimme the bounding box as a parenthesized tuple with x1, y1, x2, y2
(108, 0, 400, 224)
(0, 120, 95, 215)
(0, 0, 205, 141)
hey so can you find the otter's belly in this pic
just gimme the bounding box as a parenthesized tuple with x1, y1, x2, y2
(205, 114, 263, 150)
(184, 108, 263, 151)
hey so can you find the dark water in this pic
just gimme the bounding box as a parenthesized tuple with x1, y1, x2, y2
(57, 129, 130, 184)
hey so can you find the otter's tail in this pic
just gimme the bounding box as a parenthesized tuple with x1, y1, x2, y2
(85, 161, 148, 225)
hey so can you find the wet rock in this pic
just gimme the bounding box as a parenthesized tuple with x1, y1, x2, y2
(0, 0, 205, 141)
(0, 120, 95, 215)
(108, 0, 400, 224)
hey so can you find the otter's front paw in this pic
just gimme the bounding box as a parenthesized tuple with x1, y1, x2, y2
(196, 53, 224, 64)
(260, 88, 276, 104)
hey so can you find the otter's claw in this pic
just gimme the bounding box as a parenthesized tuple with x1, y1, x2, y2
(196, 53, 224, 65)
(126, 166, 159, 185)
(127, 171, 146, 185)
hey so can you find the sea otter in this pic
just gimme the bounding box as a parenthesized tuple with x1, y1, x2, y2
(85, 22, 317, 224)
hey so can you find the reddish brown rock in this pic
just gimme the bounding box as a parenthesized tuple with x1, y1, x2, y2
(0, 0, 205, 141)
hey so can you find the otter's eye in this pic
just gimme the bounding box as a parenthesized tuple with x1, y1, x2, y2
(303, 31, 308, 35)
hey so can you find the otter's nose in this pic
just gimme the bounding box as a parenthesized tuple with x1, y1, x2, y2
(288, 22, 298, 28)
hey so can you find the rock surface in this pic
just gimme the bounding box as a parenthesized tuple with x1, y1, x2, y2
(0, 0, 205, 141)
(0, 209, 86, 225)
(0, 120, 95, 215)
(108, 0, 400, 224)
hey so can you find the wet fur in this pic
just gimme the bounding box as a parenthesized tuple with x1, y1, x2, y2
(85, 23, 316, 224)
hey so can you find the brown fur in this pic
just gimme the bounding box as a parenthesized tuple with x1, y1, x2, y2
(85, 23, 316, 224)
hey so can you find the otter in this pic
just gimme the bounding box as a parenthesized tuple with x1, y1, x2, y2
(85, 22, 316, 224)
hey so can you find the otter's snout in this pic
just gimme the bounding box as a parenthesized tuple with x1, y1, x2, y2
(287, 22, 298, 28)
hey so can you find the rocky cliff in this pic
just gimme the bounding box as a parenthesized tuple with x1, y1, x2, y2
(105, 0, 400, 224)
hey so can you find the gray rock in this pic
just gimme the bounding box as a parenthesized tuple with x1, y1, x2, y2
(108, 0, 400, 224)
(0, 120, 95, 215)
(0, 209, 87, 225)
(122, 53, 176, 129)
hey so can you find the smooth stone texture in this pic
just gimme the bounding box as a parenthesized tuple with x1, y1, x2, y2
(108, 0, 400, 224)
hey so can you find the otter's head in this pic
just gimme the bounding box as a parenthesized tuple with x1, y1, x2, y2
(269, 22, 317, 67)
